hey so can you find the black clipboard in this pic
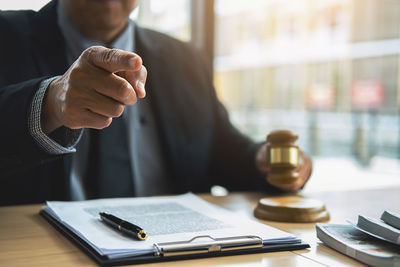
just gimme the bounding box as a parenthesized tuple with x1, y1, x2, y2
(40, 209, 310, 266)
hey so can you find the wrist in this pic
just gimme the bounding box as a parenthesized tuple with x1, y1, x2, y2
(41, 78, 63, 134)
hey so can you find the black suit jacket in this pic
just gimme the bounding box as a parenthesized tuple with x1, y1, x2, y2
(0, 1, 271, 205)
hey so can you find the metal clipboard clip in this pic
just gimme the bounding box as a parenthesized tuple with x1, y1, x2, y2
(154, 235, 263, 257)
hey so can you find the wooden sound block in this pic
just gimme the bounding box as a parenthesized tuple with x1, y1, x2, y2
(254, 196, 330, 223)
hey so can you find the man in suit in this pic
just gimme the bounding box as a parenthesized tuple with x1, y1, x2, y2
(0, 0, 311, 205)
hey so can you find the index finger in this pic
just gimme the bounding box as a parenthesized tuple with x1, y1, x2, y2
(82, 46, 142, 73)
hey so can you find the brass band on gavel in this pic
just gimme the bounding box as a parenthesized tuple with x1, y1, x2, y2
(268, 147, 299, 166)
(265, 130, 300, 188)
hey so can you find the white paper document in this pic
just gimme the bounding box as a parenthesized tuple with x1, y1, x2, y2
(44, 193, 300, 259)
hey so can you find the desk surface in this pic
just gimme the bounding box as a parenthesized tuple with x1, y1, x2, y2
(1, 187, 400, 267)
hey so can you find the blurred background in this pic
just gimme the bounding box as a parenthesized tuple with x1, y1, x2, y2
(2, 0, 400, 190)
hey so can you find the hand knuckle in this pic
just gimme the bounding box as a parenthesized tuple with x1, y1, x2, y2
(82, 46, 95, 60)
(112, 104, 124, 117)
(102, 48, 119, 63)
(117, 81, 130, 99)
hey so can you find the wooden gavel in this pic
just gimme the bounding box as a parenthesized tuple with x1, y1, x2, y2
(255, 132, 328, 223)
(265, 130, 301, 188)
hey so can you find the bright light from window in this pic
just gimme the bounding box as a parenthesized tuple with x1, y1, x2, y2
(0, 0, 50, 11)
(214, 0, 400, 167)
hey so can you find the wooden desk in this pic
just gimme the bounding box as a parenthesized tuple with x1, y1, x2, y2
(1, 187, 399, 266)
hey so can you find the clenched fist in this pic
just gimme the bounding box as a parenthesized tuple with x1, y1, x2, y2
(41, 46, 147, 133)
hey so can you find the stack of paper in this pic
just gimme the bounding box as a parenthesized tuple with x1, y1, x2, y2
(43, 193, 305, 259)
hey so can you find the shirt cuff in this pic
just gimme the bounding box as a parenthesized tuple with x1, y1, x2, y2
(28, 77, 83, 155)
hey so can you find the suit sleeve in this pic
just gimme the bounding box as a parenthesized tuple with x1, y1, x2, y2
(0, 78, 80, 177)
(0, 78, 50, 175)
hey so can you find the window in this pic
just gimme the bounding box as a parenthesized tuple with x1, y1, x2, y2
(214, 0, 400, 168)
(133, 0, 191, 42)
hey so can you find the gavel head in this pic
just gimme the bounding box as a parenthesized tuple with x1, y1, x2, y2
(265, 130, 300, 188)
